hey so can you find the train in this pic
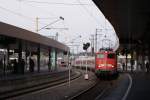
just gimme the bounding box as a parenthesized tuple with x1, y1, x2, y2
(73, 49, 118, 78)
(95, 49, 118, 77)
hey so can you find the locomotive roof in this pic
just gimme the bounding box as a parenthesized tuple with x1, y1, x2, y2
(99, 48, 113, 51)
(96, 50, 115, 54)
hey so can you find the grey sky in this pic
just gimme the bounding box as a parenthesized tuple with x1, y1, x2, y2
(0, 0, 119, 52)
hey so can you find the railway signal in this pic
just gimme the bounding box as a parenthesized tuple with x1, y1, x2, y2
(83, 42, 90, 50)
(83, 42, 90, 80)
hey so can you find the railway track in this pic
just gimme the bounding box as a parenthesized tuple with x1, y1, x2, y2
(0, 70, 82, 99)
(69, 77, 118, 100)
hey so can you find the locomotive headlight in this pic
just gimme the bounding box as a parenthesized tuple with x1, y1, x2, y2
(98, 64, 104, 68)
(111, 65, 114, 68)
(107, 64, 114, 68)
(98, 65, 101, 68)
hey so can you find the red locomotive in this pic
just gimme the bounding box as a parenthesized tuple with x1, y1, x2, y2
(95, 49, 118, 77)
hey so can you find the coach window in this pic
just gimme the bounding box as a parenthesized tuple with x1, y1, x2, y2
(107, 53, 115, 59)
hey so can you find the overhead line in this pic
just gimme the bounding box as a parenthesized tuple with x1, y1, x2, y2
(19, 0, 94, 6)
(76, 0, 105, 29)
(0, 5, 51, 26)
(16, 0, 65, 26)
(0, 6, 33, 21)
(17, 0, 56, 17)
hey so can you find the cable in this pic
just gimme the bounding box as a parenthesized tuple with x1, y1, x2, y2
(0, 5, 55, 27)
(16, 0, 57, 17)
(76, 0, 105, 29)
(18, 0, 94, 6)
(0, 6, 34, 21)
(17, 0, 67, 25)
(37, 17, 58, 20)
(16, 0, 63, 21)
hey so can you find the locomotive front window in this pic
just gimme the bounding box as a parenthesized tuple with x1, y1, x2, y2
(97, 54, 104, 58)
(107, 53, 115, 59)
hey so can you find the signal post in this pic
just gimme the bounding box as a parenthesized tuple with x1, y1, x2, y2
(83, 42, 90, 80)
